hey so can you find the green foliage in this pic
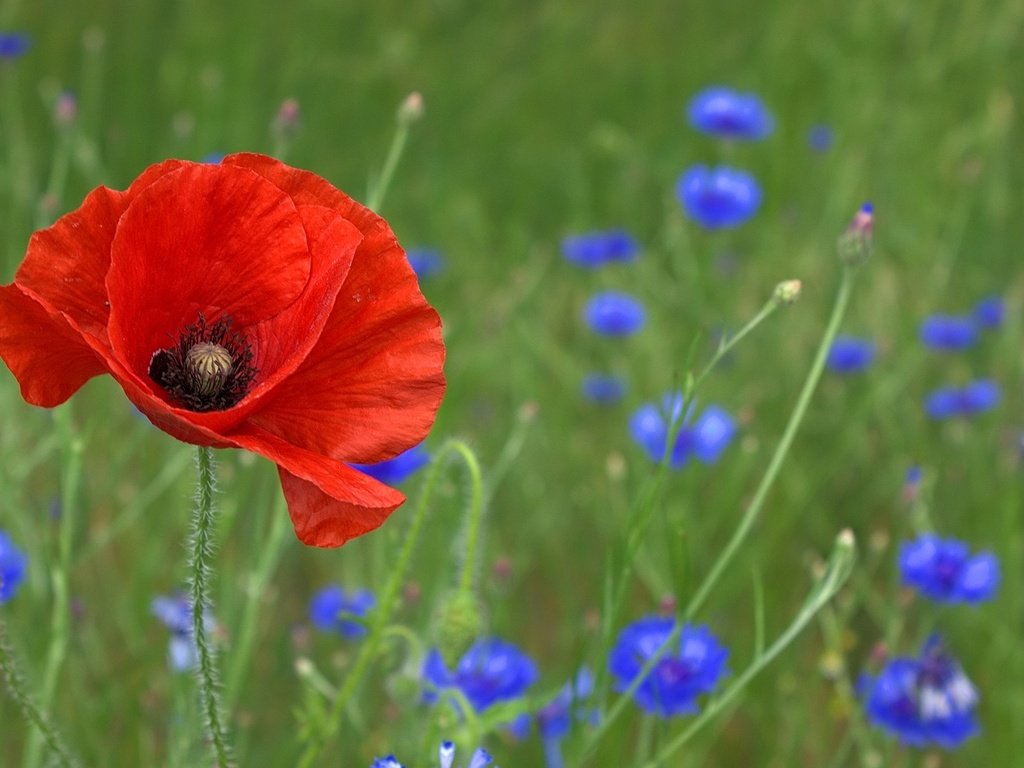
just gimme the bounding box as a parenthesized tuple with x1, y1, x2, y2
(2, 0, 1022, 766)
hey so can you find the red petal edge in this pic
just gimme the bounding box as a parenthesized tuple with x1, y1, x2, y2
(232, 428, 405, 547)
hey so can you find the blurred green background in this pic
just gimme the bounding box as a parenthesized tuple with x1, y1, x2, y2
(1, 0, 1022, 765)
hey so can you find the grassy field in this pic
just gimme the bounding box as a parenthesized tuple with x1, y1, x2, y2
(1, 0, 1022, 765)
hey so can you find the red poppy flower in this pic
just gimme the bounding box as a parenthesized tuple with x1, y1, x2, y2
(0, 153, 445, 547)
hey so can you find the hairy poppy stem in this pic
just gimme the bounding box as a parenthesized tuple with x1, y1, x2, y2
(189, 446, 232, 767)
(0, 619, 78, 767)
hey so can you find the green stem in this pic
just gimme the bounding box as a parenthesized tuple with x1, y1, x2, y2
(24, 404, 81, 768)
(685, 266, 857, 620)
(366, 103, 415, 211)
(0, 618, 77, 767)
(297, 439, 483, 768)
(223, 495, 291, 714)
(639, 531, 857, 767)
(594, 287, 787, 714)
(189, 447, 232, 767)
(454, 444, 485, 597)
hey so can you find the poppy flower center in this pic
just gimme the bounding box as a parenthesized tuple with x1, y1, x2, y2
(148, 314, 256, 412)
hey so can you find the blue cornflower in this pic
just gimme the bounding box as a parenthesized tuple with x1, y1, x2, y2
(919, 315, 978, 351)
(826, 336, 876, 374)
(423, 637, 538, 713)
(537, 667, 596, 741)
(972, 295, 1004, 329)
(439, 741, 493, 768)
(0, 531, 28, 603)
(407, 248, 445, 280)
(581, 373, 627, 405)
(583, 292, 646, 337)
(924, 380, 1000, 419)
(351, 443, 431, 485)
(151, 593, 218, 672)
(861, 636, 978, 749)
(629, 393, 736, 469)
(808, 124, 834, 152)
(687, 87, 773, 140)
(899, 534, 999, 604)
(370, 756, 404, 768)
(561, 229, 638, 268)
(608, 617, 729, 718)
(308, 585, 375, 638)
(202, 152, 225, 164)
(903, 465, 923, 502)
(676, 166, 762, 230)
(0, 33, 30, 59)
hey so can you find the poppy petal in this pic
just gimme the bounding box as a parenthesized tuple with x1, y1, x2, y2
(105, 162, 313, 380)
(0, 285, 105, 406)
(232, 428, 405, 547)
(244, 204, 361, 396)
(105, 204, 361, 441)
(250, 241, 445, 462)
(14, 184, 126, 340)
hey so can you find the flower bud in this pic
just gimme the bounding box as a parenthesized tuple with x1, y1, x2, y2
(397, 91, 424, 125)
(837, 202, 873, 266)
(433, 590, 485, 667)
(773, 279, 802, 304)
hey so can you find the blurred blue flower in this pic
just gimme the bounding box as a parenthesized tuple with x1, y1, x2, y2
(0, 33, 30, 59)
(827, 336, 875, 374)
(537, 667, 596, 741)
(407, 248, 445, 280)
(808, 124, 833, 152)
(423, 637, 538, 713)
(899, 534, 999, 604)
(861, 636, 978, 749)
(676, 166, 762, 230)
(608, 617, 729, 718)
(202, 152, 225, 164)
(581, 373, 627, 405)
(903, 465, 923, 502)
(687, 87, 773, 140)
(630, 393, 736, 469)
(309, 585, 375, 638)
(0, 531, 27, 603)
(919, 315, 978, 351)
(972, 295, 1004, 329)
(924, 380, 999, 419)
(583, 292, 646, 337)
(351, 443, 431, 485)
(151, 592, 217, 672)
(370, 756, 404, 768)
(561, 229, 638, 268)
(439, 741, 493, 768)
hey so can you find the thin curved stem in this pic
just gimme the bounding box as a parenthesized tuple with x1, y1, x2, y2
(685, 266, 857, 620)
(0, 618, 77, 767)
(24, 404, 81, 768)
(189, 446, 232, 767)
(297, 439, 484, 768)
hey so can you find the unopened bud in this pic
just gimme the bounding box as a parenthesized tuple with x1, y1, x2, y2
(837, 202, 873, 266)
(272, 98, 301, 141)
(774, 279, 802, 304)
(433, 591, 485, 667)
(54, 91, 77, 126)
(397, 91, 424, 124)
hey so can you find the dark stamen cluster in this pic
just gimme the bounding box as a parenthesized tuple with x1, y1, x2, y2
(148, 313, 257, 412)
